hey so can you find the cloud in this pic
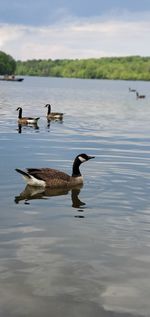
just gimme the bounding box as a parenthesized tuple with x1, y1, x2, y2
(0, 11, 150, 60)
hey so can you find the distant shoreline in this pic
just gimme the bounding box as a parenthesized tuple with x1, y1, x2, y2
(15, 56, 150, 81)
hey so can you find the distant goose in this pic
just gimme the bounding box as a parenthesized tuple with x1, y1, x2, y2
(45, 104, 63, 120)
(16, 107, 40, 124)
(129, 87, 136, 92)
(136, 92, 146, 99)
(15, 153, 95, 188)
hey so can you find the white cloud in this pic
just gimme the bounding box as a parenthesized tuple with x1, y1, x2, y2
(0, 11, 150, 60)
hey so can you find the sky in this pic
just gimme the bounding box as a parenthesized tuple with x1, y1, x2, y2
(0, 0, 150, 61)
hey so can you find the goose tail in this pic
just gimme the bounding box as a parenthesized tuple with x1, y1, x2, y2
(15, 168, 46, 187)
(15, 168, 32, 179)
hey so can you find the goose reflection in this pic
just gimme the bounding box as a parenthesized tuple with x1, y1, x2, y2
(17, 123, 39, 134)
(47, 118, 63, 129)
(15, 184, 86, 214)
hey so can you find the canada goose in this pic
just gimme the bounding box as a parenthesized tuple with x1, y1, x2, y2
(129, 87, 136, 92)
(15, 153, 95, 188)
(16, 107, 40, 124)
(45, 104, 63, 120)
(136, 92, 146, 99)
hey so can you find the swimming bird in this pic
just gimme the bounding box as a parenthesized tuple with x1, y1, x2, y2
(16, 107, 40, 124)
(136, 92, 146, 99)
(45, 104, 63, 120)
(129, 87, 136, 92)
(15, 153, 95, 188)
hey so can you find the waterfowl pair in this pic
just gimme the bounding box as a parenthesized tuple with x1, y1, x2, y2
(45, 104, 63, 120)
(15, 153, 95, 188)
(16, 107, 40, 124)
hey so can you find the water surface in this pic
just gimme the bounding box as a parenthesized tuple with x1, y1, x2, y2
(0, 77, 150, 317)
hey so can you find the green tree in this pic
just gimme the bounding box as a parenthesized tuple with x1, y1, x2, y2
(0, 51, 16, 75)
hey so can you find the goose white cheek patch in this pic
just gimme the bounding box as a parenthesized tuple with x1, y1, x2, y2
(78, 156, 86, 163)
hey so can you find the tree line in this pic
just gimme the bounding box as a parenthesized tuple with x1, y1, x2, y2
(1, 51, 150, 81)
(15, 56, 150, 80)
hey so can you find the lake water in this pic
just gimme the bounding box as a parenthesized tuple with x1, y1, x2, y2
(0, 76, 150, 317)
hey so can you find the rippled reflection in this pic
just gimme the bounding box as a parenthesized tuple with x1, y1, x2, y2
(17, 123, 40, 133)
(47, 118, 63, 130)
(15, 184, 86, 210)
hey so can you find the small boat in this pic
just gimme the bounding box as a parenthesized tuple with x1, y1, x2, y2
(0, 75, 24, 82)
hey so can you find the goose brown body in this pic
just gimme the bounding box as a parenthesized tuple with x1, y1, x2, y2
(15, 153, 95, 188)
(27, 168, 71, 187)
(16, 107, 40, 124)
(45, 104, 63, 120)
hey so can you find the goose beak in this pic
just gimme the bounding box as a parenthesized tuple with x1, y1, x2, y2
(88, 155, 95, 160)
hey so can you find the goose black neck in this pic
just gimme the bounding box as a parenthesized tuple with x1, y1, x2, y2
(47, 104, 51, 115)
(72, 157, 82, 177)
(18, 108, 22, 119)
